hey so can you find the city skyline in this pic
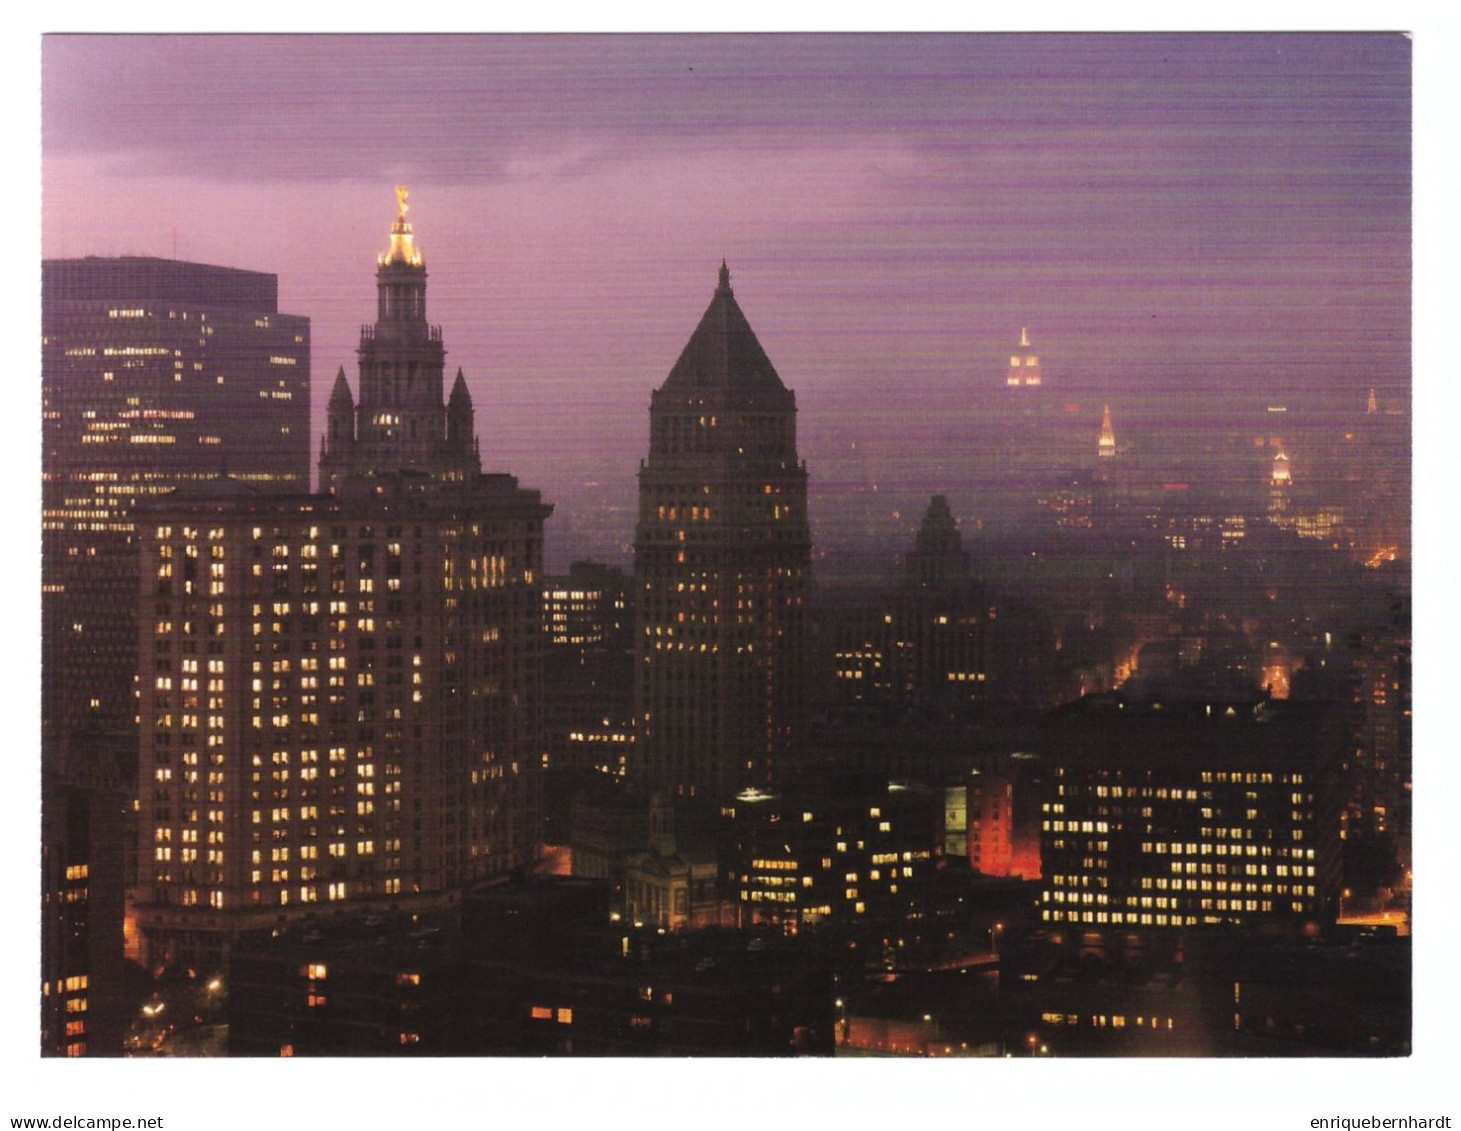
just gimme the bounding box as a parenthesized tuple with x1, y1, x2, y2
(23, 27, 1436, 1131)
(42, 34, 1410, 566)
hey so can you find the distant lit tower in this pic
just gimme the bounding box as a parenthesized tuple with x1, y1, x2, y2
(1097, 404, 1117, 459)
(1269, 448, 1292, 519)
(1005, 326, 1042, 388)
(632, 263, 811, 798)
(1367, 387, 1379, 415)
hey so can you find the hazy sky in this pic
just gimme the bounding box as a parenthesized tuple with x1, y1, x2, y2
(42, 34, 1410, 493)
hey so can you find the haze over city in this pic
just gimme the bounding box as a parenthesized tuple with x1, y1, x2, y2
(27, 27, 1436, 1131)
(42, 34, 1409, 569)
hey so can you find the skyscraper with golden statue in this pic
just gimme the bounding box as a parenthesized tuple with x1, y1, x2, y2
(135, 190, 550, 968)
(631, 264, 810, 799)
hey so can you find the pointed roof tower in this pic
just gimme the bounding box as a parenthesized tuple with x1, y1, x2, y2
(328, 366, 354, 409)
(1098, 404, 1117, 458)
(446, 367, 477, 455)
(661, 262, 785, 392)
(448, 367, 473, 411)
(906, 494, 972, 588)
(321, 187, 480, 489)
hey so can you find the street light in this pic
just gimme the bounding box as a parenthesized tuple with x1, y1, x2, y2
(989, 922, 1004, 956)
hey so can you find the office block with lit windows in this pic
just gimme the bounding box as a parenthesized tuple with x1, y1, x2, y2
(41, 763, 129, 1057)
(721, 769, 939, 933)
(42, 256, 311, 1054)
(134, 191, 549, 968)
(1037, 694, 1344, 934)
(540, 561, 635, 823)
(43, 257, 310, 771)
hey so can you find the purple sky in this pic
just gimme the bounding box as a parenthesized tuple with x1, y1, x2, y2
(42, 34, 1410, 515)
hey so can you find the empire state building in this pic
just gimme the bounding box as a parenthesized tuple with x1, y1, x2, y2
(632, 264, 810, 799)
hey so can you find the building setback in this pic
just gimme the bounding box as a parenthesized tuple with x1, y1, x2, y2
(632, 263, 810, 799)
(134, 190, 549, 968)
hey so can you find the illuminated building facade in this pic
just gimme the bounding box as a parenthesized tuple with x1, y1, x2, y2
(722, 771, 938, 932)
(543, 561, 630, 650)
(229, 881, 834, 1056)
(135, 190, 549, 967)
(967, 771, 1014, 876)
(621, 793, 722, 930)
(1038, 694, 1343, 933)
(632, 263, 810, 798)
(541, 562, 635, 828)
(41, 762, 128, 1057)
(42, 257, 310, 774)
(41, 256, 310, 1053)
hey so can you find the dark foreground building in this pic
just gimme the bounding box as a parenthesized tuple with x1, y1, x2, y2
(228, 877, 834, 1056)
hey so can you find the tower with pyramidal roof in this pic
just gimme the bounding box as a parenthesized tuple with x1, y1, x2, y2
(631, 263, 811, 799)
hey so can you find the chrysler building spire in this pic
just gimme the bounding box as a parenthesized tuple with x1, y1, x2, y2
(1098, 404, 1117, 459)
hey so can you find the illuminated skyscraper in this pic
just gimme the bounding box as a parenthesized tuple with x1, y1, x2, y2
(1097, 404, 1117, 459)
(632, 264, 810, 798)
(135, 190, 550, 967)
(1269, 448, 1292, 520)
(42, 257, 310, 775)
(41, 257, 310, 1053)
(1005, 326, 1043, 388)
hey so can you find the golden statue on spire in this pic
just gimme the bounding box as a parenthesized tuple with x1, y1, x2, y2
(380, 184, 423, 267)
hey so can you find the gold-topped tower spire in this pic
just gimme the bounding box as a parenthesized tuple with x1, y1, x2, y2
(1098, 403, 1117, 458)
(380, 184, 424, 267)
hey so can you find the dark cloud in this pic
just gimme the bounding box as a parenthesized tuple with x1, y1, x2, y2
(43, 34, 1410, 191)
